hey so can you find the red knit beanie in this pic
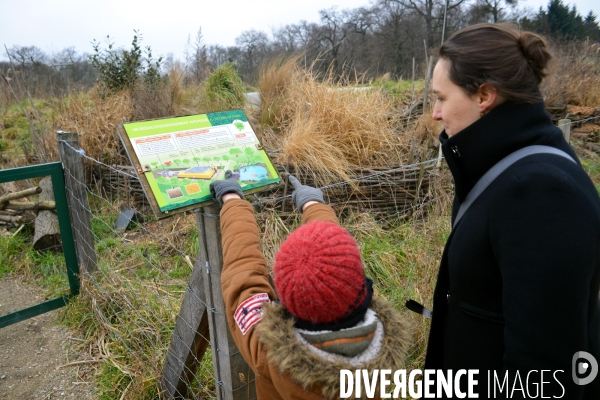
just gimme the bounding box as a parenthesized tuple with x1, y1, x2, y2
(273, 221, 366, 325)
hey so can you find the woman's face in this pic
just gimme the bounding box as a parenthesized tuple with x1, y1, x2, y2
(432, 58, 481, 137)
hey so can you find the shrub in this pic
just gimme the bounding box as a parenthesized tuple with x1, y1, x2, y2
(90, 31, 164, 95)
(200, 63, 245, 112)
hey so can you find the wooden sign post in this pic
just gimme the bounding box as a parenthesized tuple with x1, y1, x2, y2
(161, 205, 256, 399)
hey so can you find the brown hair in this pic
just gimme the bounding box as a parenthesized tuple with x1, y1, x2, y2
(439, 22, 552, 103)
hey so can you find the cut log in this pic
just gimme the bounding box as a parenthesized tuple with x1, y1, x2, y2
(33, 177, 62, 251)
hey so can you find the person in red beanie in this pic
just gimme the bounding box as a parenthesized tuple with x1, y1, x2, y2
(210, 173, 411, 399)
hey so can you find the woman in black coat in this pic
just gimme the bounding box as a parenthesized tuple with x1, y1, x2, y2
(425, 23, 600, 399)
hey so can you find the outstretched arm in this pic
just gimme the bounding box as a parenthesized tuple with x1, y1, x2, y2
(211, 176, 275, 373)
(288, 175, 339, 225)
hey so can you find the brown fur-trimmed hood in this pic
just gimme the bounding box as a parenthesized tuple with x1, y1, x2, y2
(256, 297, 412, 399)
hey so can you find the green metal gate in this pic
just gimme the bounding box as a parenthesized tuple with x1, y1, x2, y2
(0, 162, 79, 328)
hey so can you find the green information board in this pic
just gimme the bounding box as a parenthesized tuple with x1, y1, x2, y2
(118, 110, 280, 217)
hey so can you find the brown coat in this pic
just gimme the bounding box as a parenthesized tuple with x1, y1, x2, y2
(220, 200, 411, 399)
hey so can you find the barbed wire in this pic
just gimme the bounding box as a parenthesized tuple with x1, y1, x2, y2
(558, 114, 600, 127)
(57, 140, 140, 180)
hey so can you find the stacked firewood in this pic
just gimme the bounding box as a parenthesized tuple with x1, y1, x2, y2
(0, 177, 61, 250)
(0, 184, 50, 226)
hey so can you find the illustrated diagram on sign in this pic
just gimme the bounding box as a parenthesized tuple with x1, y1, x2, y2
(121, 110, 280, 213)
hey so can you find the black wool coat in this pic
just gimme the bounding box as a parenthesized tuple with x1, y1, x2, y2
(425, 101, 600, 399)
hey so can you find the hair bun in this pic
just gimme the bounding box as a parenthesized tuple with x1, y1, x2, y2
(518, 32, 552, 81)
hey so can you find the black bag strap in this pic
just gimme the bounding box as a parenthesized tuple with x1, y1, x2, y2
(453, 145, 576, 229)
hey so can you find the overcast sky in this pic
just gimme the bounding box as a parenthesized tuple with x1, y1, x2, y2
(1, 0, 599, 62)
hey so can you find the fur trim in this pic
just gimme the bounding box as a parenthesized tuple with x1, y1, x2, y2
(257, 297, 412, 399)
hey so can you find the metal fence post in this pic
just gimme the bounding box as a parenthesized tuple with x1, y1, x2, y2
(56, 130, 97, 274)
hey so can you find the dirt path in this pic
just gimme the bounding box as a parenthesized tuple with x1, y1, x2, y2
(0, 278, 95, 399)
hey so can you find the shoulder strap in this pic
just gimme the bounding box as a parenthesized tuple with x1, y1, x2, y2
(453, 145, 576, 229)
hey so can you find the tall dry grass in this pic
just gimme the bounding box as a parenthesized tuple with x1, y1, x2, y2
(543, 42, 600, 107)
(257, 55, 300, 126)
(258, 62, 415, 187)
(169, 63, 185, 111)
(131, 80, 174, 121)
(51, 88, 134, 163)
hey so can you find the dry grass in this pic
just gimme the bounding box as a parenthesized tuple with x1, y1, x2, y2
(60, 207, 216, 399)
(543, 42, 600, 107)
(46, 75, 178, 166)
(169, 63, 186, 113)
(131, 80, 174, 121)
(50, 88, 133, 163)
(257, 55, 300, 126)
(260, 64, 415, 187)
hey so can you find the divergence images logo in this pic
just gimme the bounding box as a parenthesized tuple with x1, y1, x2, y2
(572, 351, 598, 386)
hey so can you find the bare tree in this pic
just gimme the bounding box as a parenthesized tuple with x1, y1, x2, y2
(51, 47, 96, 89)
(235, 29, 271, 79)
(482, 0, 518, 22)
(387, 0, 466, 48)
(185, 27, 210, 83)
(372, 1, 412, 76)
(206, 45, 230, 68)
(316, 7, 372, 74)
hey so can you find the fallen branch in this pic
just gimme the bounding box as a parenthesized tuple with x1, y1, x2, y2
(0, 187, 41, 208)
(0, 214, 35, 224)
(0, 209, 19, 216)
(588, 143, 600, 153)
(12, 224, 25, 237)
(4, 200, 56, 210)
(57, 359, 102, 369)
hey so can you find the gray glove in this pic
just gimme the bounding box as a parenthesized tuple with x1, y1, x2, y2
(210, 170, 244, 206)
(289, 175, 324, 211)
